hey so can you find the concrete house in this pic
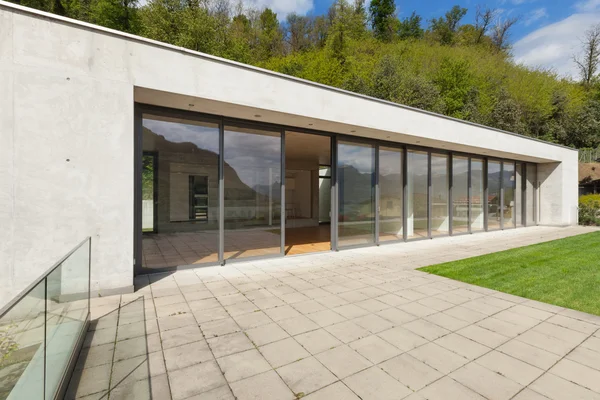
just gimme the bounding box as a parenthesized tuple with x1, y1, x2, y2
(0, 1, 579, 306)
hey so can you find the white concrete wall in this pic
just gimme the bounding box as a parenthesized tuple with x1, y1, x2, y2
(0, 3, 579, 307)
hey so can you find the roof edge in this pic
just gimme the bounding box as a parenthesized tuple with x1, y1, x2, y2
(0, 1, 578, 153)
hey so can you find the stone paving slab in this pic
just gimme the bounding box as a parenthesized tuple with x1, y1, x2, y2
(66, 226, 600, 400)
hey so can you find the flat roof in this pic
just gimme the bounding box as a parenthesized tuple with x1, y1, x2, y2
(0, 0, 577, 152)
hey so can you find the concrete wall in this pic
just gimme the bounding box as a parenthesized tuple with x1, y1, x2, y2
(0, 3, 579, 307)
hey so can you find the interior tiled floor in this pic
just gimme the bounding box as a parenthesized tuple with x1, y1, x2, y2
(70, 226, 600, 400)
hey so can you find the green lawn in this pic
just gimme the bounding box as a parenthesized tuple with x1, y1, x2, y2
(419, 232, 600, 316)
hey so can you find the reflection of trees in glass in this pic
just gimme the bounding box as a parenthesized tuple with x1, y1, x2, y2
(142, 155, 154, 201)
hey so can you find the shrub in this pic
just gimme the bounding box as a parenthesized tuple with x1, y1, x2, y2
(579, 194, 600, 226)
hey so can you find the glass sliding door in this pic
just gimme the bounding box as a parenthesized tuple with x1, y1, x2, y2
(337, 141, 376, 246)
(503, 162, 516, 228)
(487, 160, 501, 230)
(407, 150, 428, 239)
(470, 158, 485, 232)
(379, 147, 403, 242)
(141, 114, 220, 269)
(224, 125, 282, 260)
(452, 156, 469, 234)
(431, 153, 449, 237)
(526, 163, 537, 226)
(516, 162, 524, 227)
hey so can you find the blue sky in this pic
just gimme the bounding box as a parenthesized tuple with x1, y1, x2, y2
(248, 0, 600, 79)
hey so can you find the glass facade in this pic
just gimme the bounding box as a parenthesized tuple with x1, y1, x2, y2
(452, 156, 469, 234)
(407, 151, 429, 240)
(487, 160, 501, 230)
(379, 147, 403, 242)
(431, 154, 449, 237)
(223, 125, 282, 260)
(338, 141, 376, 247)
(137, 106, 540, 271)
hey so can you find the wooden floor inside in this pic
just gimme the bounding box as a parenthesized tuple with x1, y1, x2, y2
(285, 225, 331, 255)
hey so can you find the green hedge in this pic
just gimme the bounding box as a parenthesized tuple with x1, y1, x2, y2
(579, 194, 600, 226)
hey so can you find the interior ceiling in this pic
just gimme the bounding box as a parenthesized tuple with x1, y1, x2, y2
(285, 131, 331, 165)
(134, 87, 555, 164)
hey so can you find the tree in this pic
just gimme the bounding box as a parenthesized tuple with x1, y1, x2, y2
(574, 23, 600, 88)
(285, 13, 312, 53)
(433, 57, 474, 118)
(490, 88, 525, 134)
(491, 16, 518, 52)
(474, 5, 496, 45)
(397, 11, 423, 40)
(369, 0, 396, 41)
(89, 0, 140, 33)
(326, 0, 367, 60)
(429, 5, 467, 45)
(256, 8, 284, 61)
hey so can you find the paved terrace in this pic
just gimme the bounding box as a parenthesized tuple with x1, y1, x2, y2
(67, 226, 600, 400)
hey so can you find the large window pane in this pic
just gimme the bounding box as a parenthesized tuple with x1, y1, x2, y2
(470, 158, 484, 231)
(142, 114, 220, 268)
(488, 160, 501, 230)
(379, 147, 403, 242)
(516, 162, 523, 227)
(431, 154, 449, 237)
(452, 156, 469, 234)
(338, 141, 375, 246)
(503, 162, 515, 228)
(526, 163, 537, 225)
(224, 125, 281, 260)
(407, 151, 428, 239)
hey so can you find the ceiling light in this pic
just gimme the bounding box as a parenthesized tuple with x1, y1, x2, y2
(254, 114, 261, 118)
(350, 130, 356, 133)
(308, 123, 313, 126)
(188, 104, 194, 107)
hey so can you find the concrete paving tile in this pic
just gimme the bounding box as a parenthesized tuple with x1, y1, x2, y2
(303, 382, 360, 400)
(224, 301, 259, 316)
(567, 344, 600, 371)
(377, 326, 428, 352)
(160, 324, 204, 350)
(343, 366, 412, 400)
(497, 340, 561, 370)
(408, 342, 469, 374)
(168, 361, 226, 400)
(316, 345, 372, 379)
(476, 316, 525, 338)
(75, 342, 115, 370)
(349, 335, 402, 364)
(192, 306, 230, 324)
(186, 385, 235, 400)
(230, 370, 295, 400)
(457, 324, 510, 348)
(306, 309, 346, 327)
(278, 315, 320, 336)
(450, 362, 523, 400)
(529, 373, 599, 400)
(532, 321, 588, 344)
(259, 337, 310, 368)
(245, 322, 289, 346)
(293, 300, 327, 315)
(232, 311, 272, 330)
(582, 336, 600, 353)
(549, 358, 600, 393)
(352, 314, 395, 334)
(398, 302, 437, 318)
(511, 304, 555, 321)
(380, 353, 443, 391)
(376, 307, 418, 326)
(444, 306, 487, 324)
(325, 321, 371, 343)
(434, 333, 490, 360)
(511, 388, 551, 400)
(277, 357, 337, 396)
(295, 328, 343, 354)
(109, 373, 172, 400)
(216, 349, 272, 382)
(423, 312, 470, 331)
(517, 330, 578, 356)
(476, 350, 543, 386)
(200, 317, 241, 338)
(163, 340, 212, 371)
(416, 376, 485, 400)
(158, 313, 198, 332)
(355, 298, 391, 313)
(403, 319, 450, 341)
(334, 304, 371, 319)
(207, 331, 254, 358)
(546, 314, 599, 335)
(83, 325, 117, 348)
(66, 363, 111, 398)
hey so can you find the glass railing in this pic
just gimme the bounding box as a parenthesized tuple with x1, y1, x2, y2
(0, 238, 91, 400)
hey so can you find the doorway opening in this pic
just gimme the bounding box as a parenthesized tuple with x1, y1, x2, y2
(284, 132, 332, 255)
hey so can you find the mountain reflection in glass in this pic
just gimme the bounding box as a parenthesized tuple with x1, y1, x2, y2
(452, 156, 469, 234)
(224, 125, 282, 260)
(470, 158, 485, 231)
(338, 141, 375, 246)
(503, 162, 515, 228)
(488, 160, 501, 230)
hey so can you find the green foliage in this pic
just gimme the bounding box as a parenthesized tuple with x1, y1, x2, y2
(428, 5, 467, 45)
(433, 57, 475, 118)
(397, 11, 423, 40)
(579, 194, 600, 226)
(369, 0, 395, 41)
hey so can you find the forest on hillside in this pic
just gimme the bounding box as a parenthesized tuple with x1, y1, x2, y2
(10, 0, 600, 148)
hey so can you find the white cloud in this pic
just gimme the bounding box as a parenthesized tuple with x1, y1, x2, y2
(575, 0, 600, 12)
(238, 0, 314, 19)
(524, 7, 547, 26)
(513, 12, 600, 79)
